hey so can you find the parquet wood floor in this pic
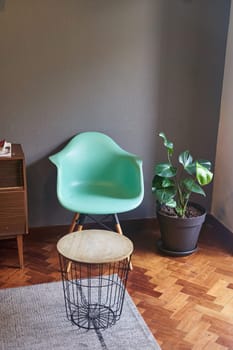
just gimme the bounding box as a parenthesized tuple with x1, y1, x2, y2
(0, 217, 233, 349)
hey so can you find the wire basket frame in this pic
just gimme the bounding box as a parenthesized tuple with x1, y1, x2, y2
(58, 254, 131, 330)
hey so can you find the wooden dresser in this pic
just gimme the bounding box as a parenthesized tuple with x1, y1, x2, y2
(0, 144, 28, 268)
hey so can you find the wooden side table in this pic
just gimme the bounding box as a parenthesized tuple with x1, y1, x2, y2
(0, 144, 28, 268)
(57, 229, 133, 330)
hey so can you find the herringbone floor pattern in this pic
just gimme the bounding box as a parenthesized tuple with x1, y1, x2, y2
(0, 218, 233, 349)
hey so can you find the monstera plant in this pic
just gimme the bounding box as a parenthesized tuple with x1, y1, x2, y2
(152, 132, 214, 255)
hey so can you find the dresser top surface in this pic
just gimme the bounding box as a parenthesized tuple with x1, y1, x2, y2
(0, 144, 24, 160)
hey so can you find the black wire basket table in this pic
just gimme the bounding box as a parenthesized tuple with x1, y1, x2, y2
(57, 229, 133, 330)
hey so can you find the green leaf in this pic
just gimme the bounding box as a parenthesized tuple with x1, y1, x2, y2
(165, 198, 177, 208)
(155, 163, 177, 178)
(152, 175, 163, 192)
(179, 151, 193, 168)
(162, 178, 175, 188)
(152, 175, 177, 206)
(183, 178, 206, 196)
(155, 188, 177, 205)
(185, 162, 196, 175)
(185, 159, 212, 176)
(159, 132, 174, 156)
(196, 160, 212, 171)
(152, 175, 175, 191)
(196, 162, 213, 185)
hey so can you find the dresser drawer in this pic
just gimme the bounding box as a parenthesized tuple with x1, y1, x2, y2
(0, 159, 24, 188)
(0, 191, 26, 236)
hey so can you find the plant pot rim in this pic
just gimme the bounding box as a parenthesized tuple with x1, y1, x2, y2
(157, 202, 206, 221)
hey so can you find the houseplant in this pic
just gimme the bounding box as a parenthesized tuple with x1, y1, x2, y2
(152, 132, 213, 255)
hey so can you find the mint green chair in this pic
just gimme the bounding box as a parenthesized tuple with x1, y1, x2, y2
(49, 132, 144, 235)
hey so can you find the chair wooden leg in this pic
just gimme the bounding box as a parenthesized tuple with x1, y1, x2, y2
(114, 214, 123, 235)
(115, 223, 123, 235)
(69, 213, 80, 233)
(67, 214, 83, 273)
(127, 255, 133, 271)
(115, 218, 133, 271)
(16, 234, 24, 269)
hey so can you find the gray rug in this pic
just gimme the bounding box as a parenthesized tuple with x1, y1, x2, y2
(0, 281, 161, 350)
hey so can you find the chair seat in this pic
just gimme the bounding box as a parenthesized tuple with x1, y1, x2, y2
(59, 183, 143, 214)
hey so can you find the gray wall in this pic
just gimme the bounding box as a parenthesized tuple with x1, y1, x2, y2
(0, 0, 230, 227)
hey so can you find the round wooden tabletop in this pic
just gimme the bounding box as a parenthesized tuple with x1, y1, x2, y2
(57, 229, 134, 264)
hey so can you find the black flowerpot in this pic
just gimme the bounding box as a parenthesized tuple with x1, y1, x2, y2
(157, 203, 206, 256)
